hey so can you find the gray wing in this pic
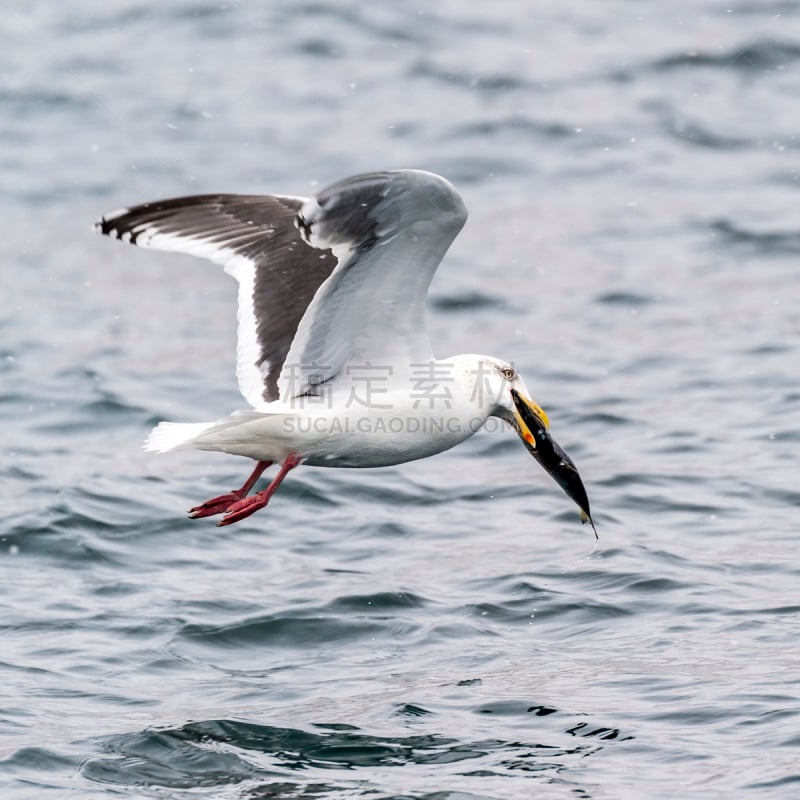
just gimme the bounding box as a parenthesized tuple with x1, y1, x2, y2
(96, 194, 337, 406)
(280, 170, 468, 399)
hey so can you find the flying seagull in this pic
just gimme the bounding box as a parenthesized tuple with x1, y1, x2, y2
(96, 170, 595, 531)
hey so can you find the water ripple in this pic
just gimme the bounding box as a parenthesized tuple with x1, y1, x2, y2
(710, 219, 800, 255)
(81, 712, 634, 792)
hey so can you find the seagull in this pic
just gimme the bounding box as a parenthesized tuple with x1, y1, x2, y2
(96, 170, 595, 531)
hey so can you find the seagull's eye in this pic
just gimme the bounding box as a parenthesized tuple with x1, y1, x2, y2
(501, 367, 515, 381)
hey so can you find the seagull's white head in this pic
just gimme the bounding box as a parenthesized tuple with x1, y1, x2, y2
(472, 356, 595, 535)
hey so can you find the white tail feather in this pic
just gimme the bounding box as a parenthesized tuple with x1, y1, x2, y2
(144, 421, 216, 453)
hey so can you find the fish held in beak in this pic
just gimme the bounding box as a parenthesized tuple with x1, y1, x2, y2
(510, 389, 596, 537)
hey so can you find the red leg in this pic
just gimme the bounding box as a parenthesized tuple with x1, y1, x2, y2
(217, 453, 303, 527)
(188, 460, 272, 519)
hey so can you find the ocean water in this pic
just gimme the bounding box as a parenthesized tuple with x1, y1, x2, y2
(2, 1, 799, 797)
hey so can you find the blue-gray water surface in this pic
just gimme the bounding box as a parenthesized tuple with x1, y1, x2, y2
(2, 2, 799, 797)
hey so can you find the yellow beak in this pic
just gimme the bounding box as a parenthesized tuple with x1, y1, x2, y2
(510, 389, 596, 537)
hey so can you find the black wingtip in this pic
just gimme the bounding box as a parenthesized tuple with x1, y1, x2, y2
(94, 211, 124, 239)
